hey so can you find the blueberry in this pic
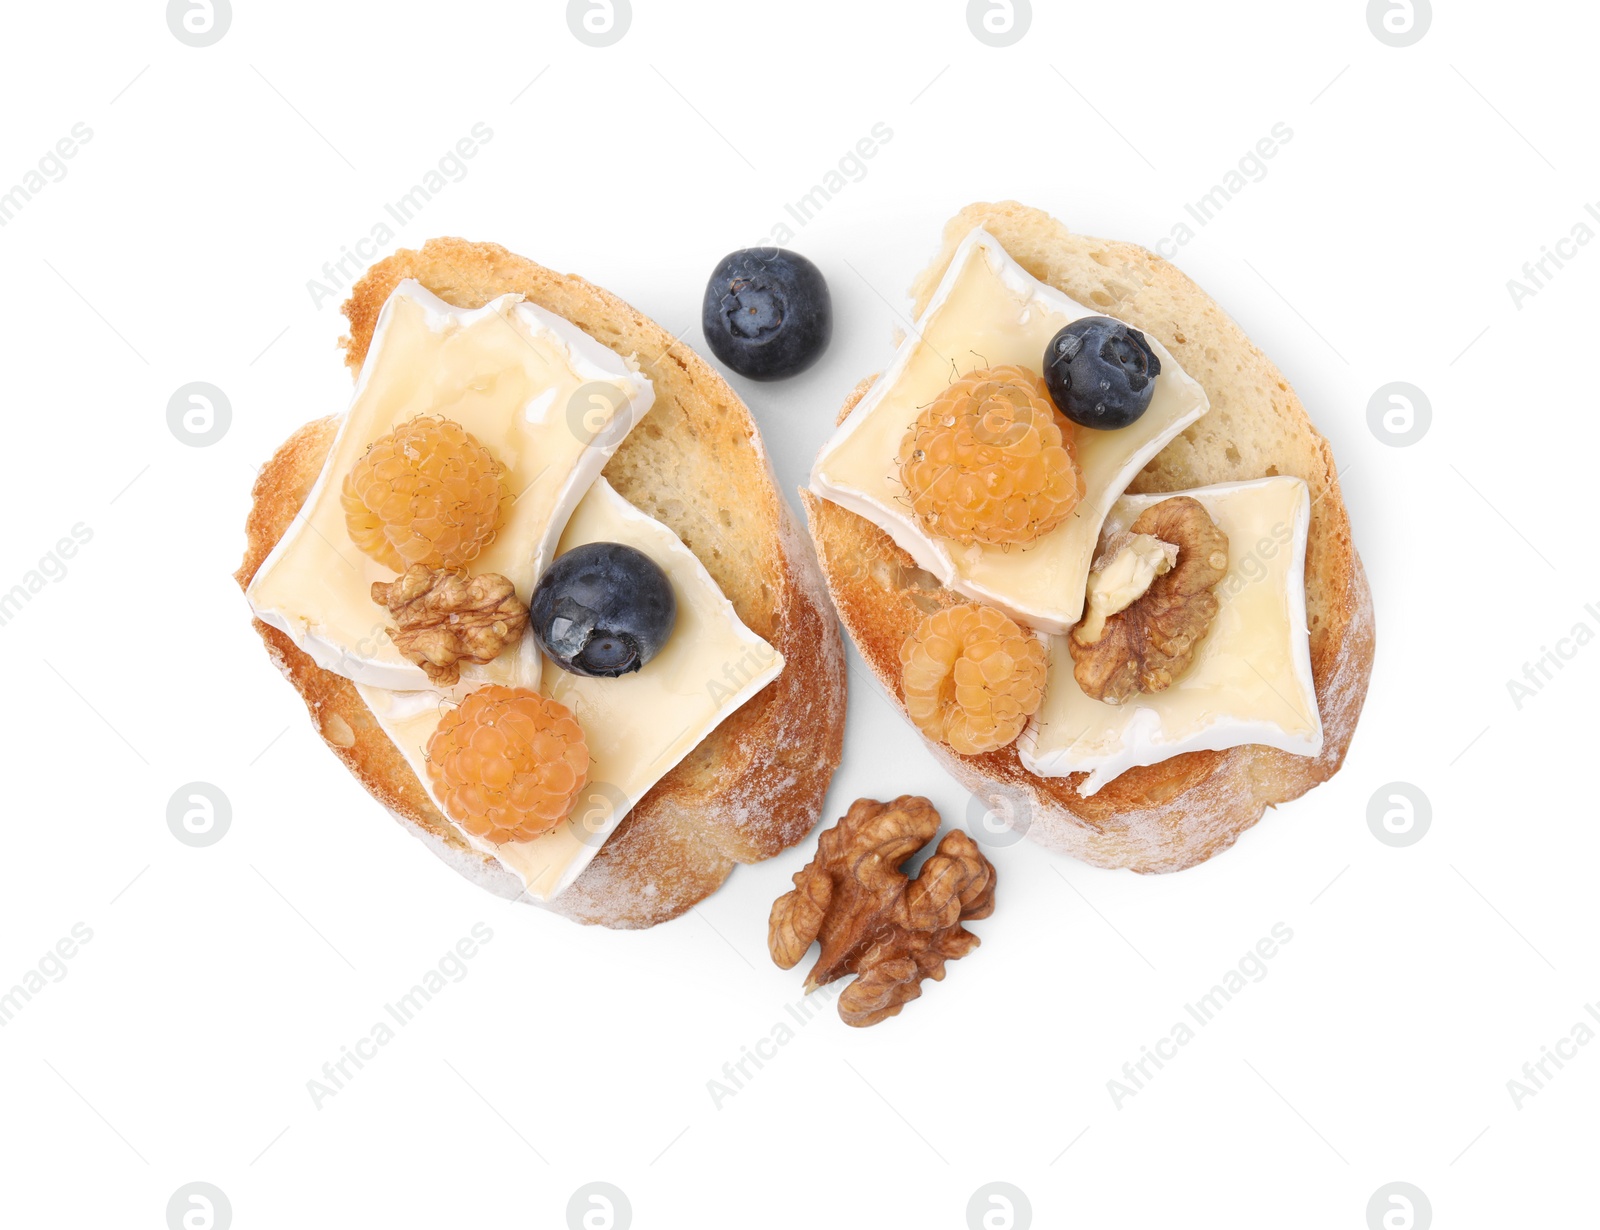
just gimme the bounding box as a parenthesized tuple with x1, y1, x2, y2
(530, 542, 677, 678)
(1043, 316, 1162, 430)
(701, 248, 832, 380)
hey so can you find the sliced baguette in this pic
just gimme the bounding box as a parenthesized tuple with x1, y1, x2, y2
(235, 238, 847, 928)
(803, 202, 1374, 873)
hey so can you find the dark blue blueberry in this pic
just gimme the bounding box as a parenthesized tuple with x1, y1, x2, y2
(701, 248, 832, 380)
(1043, 316, 1162, 430)
(530, 542, 677, 678)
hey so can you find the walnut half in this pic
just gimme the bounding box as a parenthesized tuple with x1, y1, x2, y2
(768, 796, 996, 1027)
(1068, 496, 1229, 704)
(371, 565, 528, 687)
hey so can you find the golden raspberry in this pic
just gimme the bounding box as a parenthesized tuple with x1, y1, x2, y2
(342, 415, 508, 571)
(425, 686, 589, 844)
(897, 365, 1084, 547)
(899, 605, 1046, 755)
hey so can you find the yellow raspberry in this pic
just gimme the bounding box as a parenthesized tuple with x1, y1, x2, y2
(897, 365, 1084, 547)
(342, 415, 508, 571)
(425, 686, 589, 844)
(899, 605, 1046, 755)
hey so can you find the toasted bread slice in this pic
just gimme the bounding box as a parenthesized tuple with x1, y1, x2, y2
(236, 239, 846, 928)
(803, 202, 1374, 873)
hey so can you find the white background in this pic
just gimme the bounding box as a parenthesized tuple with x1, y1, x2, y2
(2, 1, 1595, 1227)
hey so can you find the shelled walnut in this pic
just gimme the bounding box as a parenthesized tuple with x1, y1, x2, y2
(1069, 496, 1228, 703)
(768, 796, 996, 1027)
(371, 565, 527, 686)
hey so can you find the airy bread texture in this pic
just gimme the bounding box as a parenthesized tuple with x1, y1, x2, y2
(804, 202, 1374, 873)
(236, 239, 847, 928)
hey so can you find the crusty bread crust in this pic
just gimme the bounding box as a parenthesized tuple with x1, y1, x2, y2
(804, 202, 1374, 873)
(236, 240, 846, 927)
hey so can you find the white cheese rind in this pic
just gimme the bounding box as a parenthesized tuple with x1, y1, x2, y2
(357, 478, 785, 901)
(808, 227, 1210, 634)
(246, 281, 654, 692)
(1018, 477, 1322, 794)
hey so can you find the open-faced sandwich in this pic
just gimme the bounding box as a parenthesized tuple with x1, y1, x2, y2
(237, 239, 847, 928)
(804, 201, 1374, 873)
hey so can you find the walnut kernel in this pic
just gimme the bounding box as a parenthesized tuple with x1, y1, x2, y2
(768, 796, 996, 1027)
(1068, 496, 1229, 703)
(371, 565, 527, 687)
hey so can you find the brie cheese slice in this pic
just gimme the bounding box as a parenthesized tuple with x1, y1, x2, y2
(357, 478, 785, 901)
(247, 281, 654, 692)
(809, 226, 1209, 634)
(1019, 477, 1322, 794)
